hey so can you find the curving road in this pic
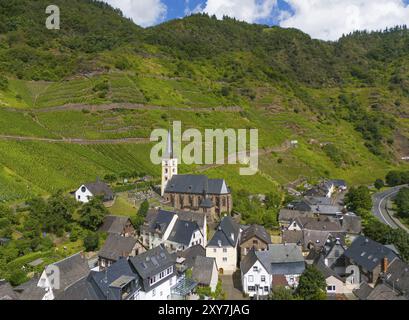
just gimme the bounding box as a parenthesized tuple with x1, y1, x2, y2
(372, 185, 408, 231)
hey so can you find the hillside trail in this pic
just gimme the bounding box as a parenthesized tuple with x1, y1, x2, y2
(196, 140, 293, 172)
(5, 103, 243, 114)
(0, 134, 150, 145)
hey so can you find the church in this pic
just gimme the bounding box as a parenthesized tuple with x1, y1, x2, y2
(161, 131, 233, 219)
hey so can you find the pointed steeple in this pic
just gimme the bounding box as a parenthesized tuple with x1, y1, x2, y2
(163, 130, 173, 159)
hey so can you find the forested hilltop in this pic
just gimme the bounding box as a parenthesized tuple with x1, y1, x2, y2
(0, 0, 408, 203)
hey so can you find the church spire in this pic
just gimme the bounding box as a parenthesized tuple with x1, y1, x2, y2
(164, 130, 173, 159)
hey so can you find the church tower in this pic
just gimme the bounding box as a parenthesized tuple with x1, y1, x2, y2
(161, 130, 178, 196)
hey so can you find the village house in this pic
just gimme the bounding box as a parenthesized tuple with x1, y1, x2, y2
(140, 209, 206, 252)
(353, 282, 408, 300)
(129, 244, 177, 300)
(98, 234, 141, 270)
(206, 216, 241, 274)
(239, 224, 272, 258)
(59, 246, 178, 301)
(75, 179, 114, 203)
(240, 244, 305, 298)
(99, 215, 135, 237)
(23, 252, 91, 300)
(278, 209, 316, 228)
(344, 236, 399, 285)
(191, 256, 219, 293)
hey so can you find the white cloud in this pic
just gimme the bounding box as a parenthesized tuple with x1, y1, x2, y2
(102, 0, 167, 27)
(279, 0, 409, 41)
(202, 0, 277, 23)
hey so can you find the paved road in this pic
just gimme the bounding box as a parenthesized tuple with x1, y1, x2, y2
(372, 185, 408, 229)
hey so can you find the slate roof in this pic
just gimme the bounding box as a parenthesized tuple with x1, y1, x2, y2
(90, 258, 139, 300)
(344, 236, 398, 272)
(178, 245, 206, 269)
(282, 230, 345, 250)
(99, 215, 132, 235)
(329, 179, 347, 188)
(241, 244, 305, 275)
(304, 197, 333, 206)
(130, 245, 175, 281)
(240, 224, 272, 246)
(175, 211, 206, 230)
(384, 258, 409, 296)
(365, 283, 407, 300)
(287, 201, 312, 212)
(167, 219, 200, 246)
(141, 210, 175, 235)
(278, 209, 316, 223)
(353, 282, 374, 300)
(98, 234, 138, 262)
(14, 277, 46, 300)
(315, 257, 344, 281)
(84, 180, 114, 200)
(310, 205, 343, 215)
(207, 216, 241, 248)
(0, 281, 19, 300)
(49, 252, 90, 296)
(164, 175, 230, 195)
(191, 256, 216, 287)
(293, 216, 342, 232)
(341, 214, 362, 234)
(57, 274, 102, 300)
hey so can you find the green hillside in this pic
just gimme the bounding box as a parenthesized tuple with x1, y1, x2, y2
(0, 0, 409, 202)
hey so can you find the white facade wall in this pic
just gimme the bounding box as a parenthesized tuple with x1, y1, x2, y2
(75, 185, 93, 203)
(206, 246, 237, 274)
(136, 275, 177, 300)
(241, 260, 271, 297)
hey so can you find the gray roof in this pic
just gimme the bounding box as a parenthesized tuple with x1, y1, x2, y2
(99, 215, 132, 235)
(175, 211, 205, 230)
(384, 258, 409, 297)
(207, 216, 241, 248)
(0, 281, 19, 300)
(130, 245, 175, 280)
(287, 201, 312, 212)
(353, 282, 374, 300)
(191, 256, 217, 286)
(14, 277, 46, 300)
(178, 245, 206, 269)
(98, 234, 138, 262)
(241, 244, 305, 275)
(310, 205, 343, 215)
(344, 236, 398, 272)
(165, 174, 230, 195)
(57, 274, 102, 300)
(168, 219, 200, 246)
(240, 224, 272, 246)
(282, 230, 345, 250)
(315, 257, 344, 281)
(341, 215, 362, 234)
(304, 197, 334, 206)
(84, 180, 114, 200)
(365, 283, 407, 300)
(49, 253, 90, 296)
(293, 216, 342, 232)
(278, 209, 315, 223)
(329, 179, 347, 188)
(142, 210, 175, 235)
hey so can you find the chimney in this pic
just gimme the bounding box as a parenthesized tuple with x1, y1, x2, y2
(383, 257, 389, 273)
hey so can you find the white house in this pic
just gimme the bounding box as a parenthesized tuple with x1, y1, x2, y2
(240, 244, 305, 298)
(206, 216, 241, 274)
(75, 179, 114, 203)
(140, 209, 206, 252)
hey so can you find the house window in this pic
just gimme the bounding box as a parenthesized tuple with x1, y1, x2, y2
(253, 266, 258, 272)
(213, 248, 217, 253)
(253, 239, 258, 245)
(223, 257, 227, 262)
(264, 286, 269, 292)
(152, 289, 156, 297)
(327, 285, 336, 292)
(77, 195, 81, 200)
(248, 275, 254, 283)
(261, 276, 266, 282)
(248, 286, 255, 292)
(223, 248, 227, 253)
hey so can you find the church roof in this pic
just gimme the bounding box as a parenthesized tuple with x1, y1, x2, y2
(164, 175, 230, 195)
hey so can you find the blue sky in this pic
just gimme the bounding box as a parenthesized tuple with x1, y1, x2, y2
(102, 0, 409, 40)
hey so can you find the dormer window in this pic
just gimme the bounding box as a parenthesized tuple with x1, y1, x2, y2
(81, 186, 86, 193)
